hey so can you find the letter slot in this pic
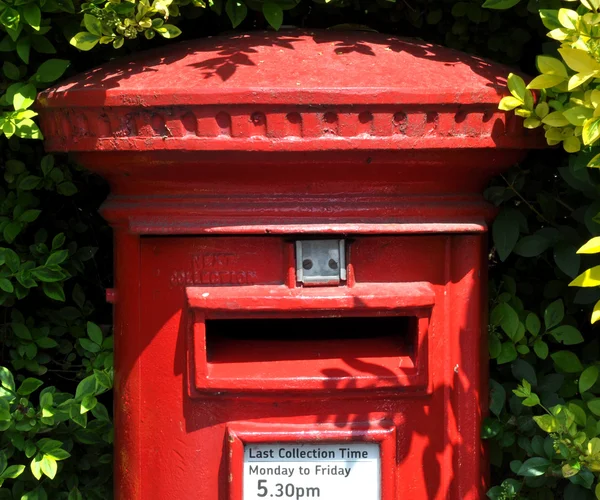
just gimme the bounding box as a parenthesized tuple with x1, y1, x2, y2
(187, 282, 434, 394)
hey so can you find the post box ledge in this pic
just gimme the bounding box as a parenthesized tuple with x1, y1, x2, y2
(186, 282, 436, 312)
(38, 30, 543, 154)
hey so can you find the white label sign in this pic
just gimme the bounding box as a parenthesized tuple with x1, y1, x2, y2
(243, 443, 380, 500)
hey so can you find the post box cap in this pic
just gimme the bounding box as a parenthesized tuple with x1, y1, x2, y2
(38, 29, 540, 154)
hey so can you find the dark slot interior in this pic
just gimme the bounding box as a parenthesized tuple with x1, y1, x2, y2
(205, 316, 416, 364)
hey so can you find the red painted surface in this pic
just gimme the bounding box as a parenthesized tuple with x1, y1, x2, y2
(38, 30, 542, 499)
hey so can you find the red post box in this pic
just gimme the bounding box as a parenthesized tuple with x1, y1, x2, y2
(38, 30, 538, 500)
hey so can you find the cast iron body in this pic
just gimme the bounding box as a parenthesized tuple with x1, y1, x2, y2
(38, 30, 539, 499)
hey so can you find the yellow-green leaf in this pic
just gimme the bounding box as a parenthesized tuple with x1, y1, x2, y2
(156, 24, 181, 39)
(564, 135, 581, 152)
(524, 117, 542, 128)
(537, 55, 568, 78)
(582, 0, 600, 12)
(562, 463, 579, 478)
(546, 127, 563, 145)
(527, 74, 566, 89)
(593, 299, 600, 324)
(542, 111, 570, 127)
(590, 89, 600, 108)
(508, 73, 527, 101)
(30, 457, 42, 480)
(558, 8, 579, 30)
(534, 414, 559, 432)
(583, 117, 600, 145)
(563, 106, 594, 126)
(570, 265, 600, 287)
(499, 96, 523, 111)
(69, 32, 100, 51)
(568, 72, 597, 90)
(548, 28, 569, 41)
(535, 102, 549, 118)
(590, 153, 600, 168)
(515, 108, 531, 118)
(578, 237, 600, 254)
(40, 455, 57, 479)
(559, 48, 600, 73)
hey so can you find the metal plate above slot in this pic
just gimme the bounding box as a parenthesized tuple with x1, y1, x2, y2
(295, 240, 346, 286)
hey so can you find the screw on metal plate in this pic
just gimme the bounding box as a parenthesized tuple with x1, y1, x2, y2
(295, 240, 346, 286)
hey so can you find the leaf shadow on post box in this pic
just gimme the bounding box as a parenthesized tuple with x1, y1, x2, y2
(313, 301, 478, 500)
(183, 30, 509, 89)
(146, 235, 489, 500)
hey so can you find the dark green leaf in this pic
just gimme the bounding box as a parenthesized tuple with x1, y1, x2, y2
(491, 303, 519, 338)
(16, 36, 31, 64)
(57, 181, 77, 196)
(2, 61, 20, 80)
(22, 4, 41, 30)
(2, 248, 20, 272)
(34, 59, 69, 83)
(79, 338, 101, 353)
(550, 325, 584, 345)
(490, 379, 506, 416)
(18, 209, 41, 223)
(493, 208, 521, 261)
(75, 375, 96, 400)
(226, 0, 247, 28)
(45, 250, 68, 266)
(580, 366, 598, 393)
(51, 233, 65, 250)
(514, 234, 551, 257)
(263, 2, 283, 30)
(544, 299, 564, 330)
(17, 377, 43, 395)
(554, 243, 580, 279)
(551, 351, 584, 373)
(481, 417, 502, 439)
(42, 282, 65, 302)
(18, 175, 41, 190)
(587, 398, 600, 416)
(76, 246, 97, 261)
(3, 221, 22, 243)
(87, 322, 102, 345)
(94, 369, 112, 389)
(533, 339, 548, 359)
(497, 342, 518, 364)
(32, 267, 66, 282)
(489, 334, 501, 358)
(12, 323, 31, 340)
(31, 35, 56, 54)
(511, 359, 537, 386)
(517, 457, 550, 477)
(0, 278, 13, 293)
(36, 337, 58, 349)
(83, 14, 102, 37)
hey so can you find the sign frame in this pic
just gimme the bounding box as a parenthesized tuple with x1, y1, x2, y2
(227, 423, 396, 500)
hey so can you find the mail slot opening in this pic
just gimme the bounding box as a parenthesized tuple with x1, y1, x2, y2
(205, 316, 417, 366)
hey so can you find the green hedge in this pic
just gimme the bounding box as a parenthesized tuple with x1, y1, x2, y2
(1, 0, 598, 499)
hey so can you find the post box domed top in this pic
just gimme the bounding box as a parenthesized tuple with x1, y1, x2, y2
(38, 29, 537, 154)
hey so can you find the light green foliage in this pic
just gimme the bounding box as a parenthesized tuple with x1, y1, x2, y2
(70, 0, 183, 50)
(495, 0, 600, 493)
(499, 2, 600, 158)
(0, 61, 68, 140)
